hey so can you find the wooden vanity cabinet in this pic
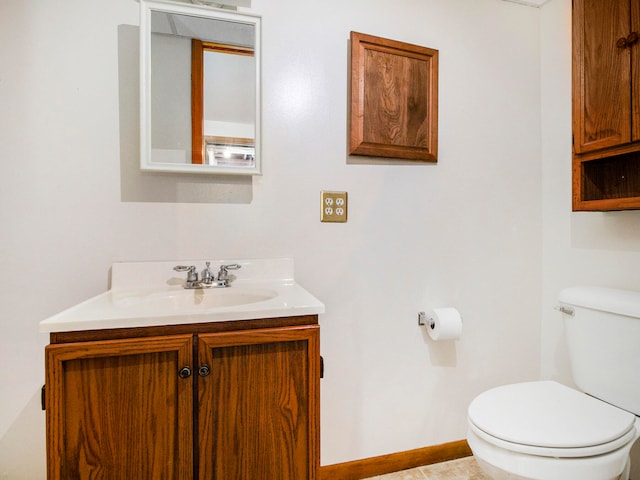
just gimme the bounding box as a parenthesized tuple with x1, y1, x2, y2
(45, 316, 320, 480)
(572, 0, 640, 210)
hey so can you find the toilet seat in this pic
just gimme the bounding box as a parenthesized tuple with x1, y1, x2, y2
(468, 381, 637, 458)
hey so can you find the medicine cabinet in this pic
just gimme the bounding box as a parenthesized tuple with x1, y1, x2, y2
(140, 0, 261, 175)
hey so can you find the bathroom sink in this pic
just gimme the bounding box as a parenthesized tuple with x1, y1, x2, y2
(112, 287, 278, 310)
(39, 258, 325, 333)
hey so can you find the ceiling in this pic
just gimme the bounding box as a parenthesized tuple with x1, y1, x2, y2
(151, 10, 255, 47)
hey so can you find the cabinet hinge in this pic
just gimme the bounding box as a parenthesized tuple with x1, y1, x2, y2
(41, 385, 46, 411)
(320, 356, 324, 379)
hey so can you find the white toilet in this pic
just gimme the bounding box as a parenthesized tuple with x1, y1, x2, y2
(467, 286, 640, 480)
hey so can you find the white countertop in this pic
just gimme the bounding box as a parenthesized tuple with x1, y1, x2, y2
(39, 258, 325, 333)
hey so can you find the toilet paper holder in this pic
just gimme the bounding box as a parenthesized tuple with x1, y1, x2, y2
(418, 308, 463, 341)
(418, 311, 434, 329)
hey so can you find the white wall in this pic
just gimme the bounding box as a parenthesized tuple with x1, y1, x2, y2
(0, 0, 542, 477)
(151, 33, 191, 161)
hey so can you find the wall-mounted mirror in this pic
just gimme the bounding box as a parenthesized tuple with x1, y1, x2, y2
(140, 0, 261, 175)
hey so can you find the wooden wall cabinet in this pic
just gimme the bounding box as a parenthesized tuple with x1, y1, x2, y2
(572, 0, 640, 210)
(45, 317, 320, 480)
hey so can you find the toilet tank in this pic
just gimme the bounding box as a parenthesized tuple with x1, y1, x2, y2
(559, 286, 640, 416)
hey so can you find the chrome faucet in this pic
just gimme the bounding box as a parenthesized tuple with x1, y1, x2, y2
(173, 262, 241, 289)
(201, 262, 215, 284)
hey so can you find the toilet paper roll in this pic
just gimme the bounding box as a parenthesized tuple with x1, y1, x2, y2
(426, 307, 462, 341)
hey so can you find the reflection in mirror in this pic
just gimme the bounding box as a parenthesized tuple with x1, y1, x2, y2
(140, 0, 261, 175)
(191, 40, 255, 167)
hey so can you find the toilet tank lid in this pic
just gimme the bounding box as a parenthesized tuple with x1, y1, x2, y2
(559, 286, 640, 319)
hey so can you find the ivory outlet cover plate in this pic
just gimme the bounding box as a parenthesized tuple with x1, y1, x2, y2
(321, 191, 348, 222)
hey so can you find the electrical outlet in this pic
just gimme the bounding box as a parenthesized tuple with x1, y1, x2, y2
(321, 191, 348, 222)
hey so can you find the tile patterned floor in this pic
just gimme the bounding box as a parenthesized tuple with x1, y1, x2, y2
(363, 456, 490, 480)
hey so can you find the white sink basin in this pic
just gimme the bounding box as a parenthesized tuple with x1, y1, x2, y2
(39, 258, 325, 333)
(112, 287, 278, 310)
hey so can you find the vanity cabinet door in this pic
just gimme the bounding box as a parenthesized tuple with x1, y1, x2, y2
(45, 335, 194, 480)
(197, 325, 320, 480)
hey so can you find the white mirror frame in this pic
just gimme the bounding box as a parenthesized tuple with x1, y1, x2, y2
(140, 0, 262, 175)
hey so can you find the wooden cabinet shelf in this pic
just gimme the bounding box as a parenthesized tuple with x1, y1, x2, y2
(45, 317, 320, 480)
(572, 0, 640, 211)
(576, 151, 640, 202)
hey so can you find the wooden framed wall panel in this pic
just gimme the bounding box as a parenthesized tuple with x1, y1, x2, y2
(349, 31, 438, 162)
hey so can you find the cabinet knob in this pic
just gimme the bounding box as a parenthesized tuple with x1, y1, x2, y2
(198, 364, 211, 377)
(178, 366, 192, 379)
(617, 33, 639, 49)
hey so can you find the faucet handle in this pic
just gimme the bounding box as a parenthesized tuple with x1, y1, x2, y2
(173, 265, 198, 282)
(174, 265, 194, 272)
(221, 263, 241, 270)
(218, 263, 241, 280)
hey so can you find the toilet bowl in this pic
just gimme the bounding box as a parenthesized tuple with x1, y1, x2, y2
(468, 286, 640, 479)
(467, 381, 640, 480)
